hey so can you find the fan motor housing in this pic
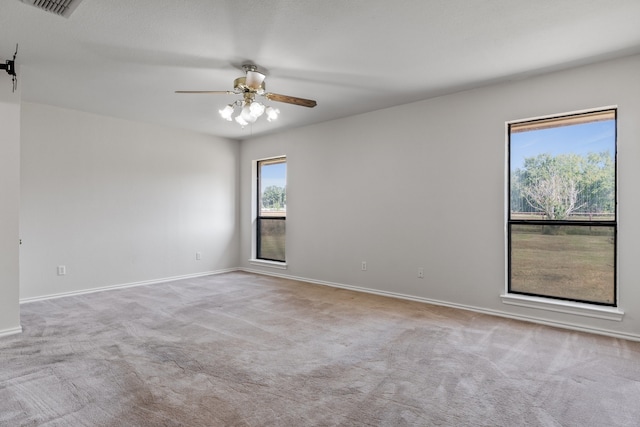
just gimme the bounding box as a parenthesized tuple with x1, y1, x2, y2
(234, 77, 265, 92)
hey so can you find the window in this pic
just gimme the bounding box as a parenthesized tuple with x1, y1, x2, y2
(257, 157, 286, 262)
(508, 109, 616, 306)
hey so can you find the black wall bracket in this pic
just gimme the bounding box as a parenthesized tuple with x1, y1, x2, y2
(0, 44, 18, 92)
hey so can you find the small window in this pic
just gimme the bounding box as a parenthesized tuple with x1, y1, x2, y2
(257, 157, 286, 262)
(508, 109, 616, 306)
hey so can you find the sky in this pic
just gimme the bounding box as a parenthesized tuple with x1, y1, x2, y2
(510, 119, 616, 170)
(260, 162, 287, 191)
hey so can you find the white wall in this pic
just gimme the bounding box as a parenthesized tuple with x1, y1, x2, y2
(240, 54, 640, 339)
(0, 100, 21, 335)
(20, 103, 240, 300)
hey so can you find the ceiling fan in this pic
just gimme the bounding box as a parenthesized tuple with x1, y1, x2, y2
(176, 64, 317, 126)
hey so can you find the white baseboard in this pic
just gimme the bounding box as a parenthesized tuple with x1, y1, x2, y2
(20, 268, 240, 304)
(0, 325, 23, 338)
(17, 266, 640, 342)
(241, 267, 640, 342)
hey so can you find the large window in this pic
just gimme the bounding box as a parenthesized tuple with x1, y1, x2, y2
(257, 157, 286, 262)
(508, 109, 617, 306)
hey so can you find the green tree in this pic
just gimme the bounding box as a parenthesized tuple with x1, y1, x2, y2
(580, 152, 615, 213)
(513, 152, 614, 220)
(262, 185, 286, 210)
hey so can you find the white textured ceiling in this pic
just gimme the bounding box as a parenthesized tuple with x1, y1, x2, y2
(1, 0, 640, 140)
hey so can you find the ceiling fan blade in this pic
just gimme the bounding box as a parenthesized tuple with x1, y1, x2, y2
(245, 70, 266, 90)
(264, 92, 317, 108)
(175, 90, 235, 94)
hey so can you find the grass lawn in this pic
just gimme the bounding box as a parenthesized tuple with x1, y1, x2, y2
(510, 227, 615, 304)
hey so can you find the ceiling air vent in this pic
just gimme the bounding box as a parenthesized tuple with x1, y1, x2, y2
(20, 0, 84, 18)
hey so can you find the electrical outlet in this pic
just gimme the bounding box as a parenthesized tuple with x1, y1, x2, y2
(418, 267, 424, 279)
(361, 261, 367, 271)
(196, 252, 202, 261)
(57, 265, 66, 276)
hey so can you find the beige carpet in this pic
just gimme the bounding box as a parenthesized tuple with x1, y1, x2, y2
(1, 271, 639, 426)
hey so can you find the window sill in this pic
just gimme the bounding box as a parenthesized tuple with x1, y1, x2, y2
(500, 293, 624, 322)
(248, 259, 288, 270)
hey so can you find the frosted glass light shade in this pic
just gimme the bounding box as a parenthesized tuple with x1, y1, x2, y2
(218, 104, 234, 121)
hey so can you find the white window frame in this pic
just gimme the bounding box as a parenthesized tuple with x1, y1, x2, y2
(249, 155, 288, 270)
(502, 107, 623, 321)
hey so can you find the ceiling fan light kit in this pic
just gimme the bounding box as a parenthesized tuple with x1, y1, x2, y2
(220, 101, 279, 127)
(176, 64, 316, 128)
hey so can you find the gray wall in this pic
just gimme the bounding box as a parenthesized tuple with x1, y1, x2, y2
(6, 54, 640, 340)
(0, 100, 21, 335)
(240, 54, 640, 339)
(19, 103, 240, 300)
